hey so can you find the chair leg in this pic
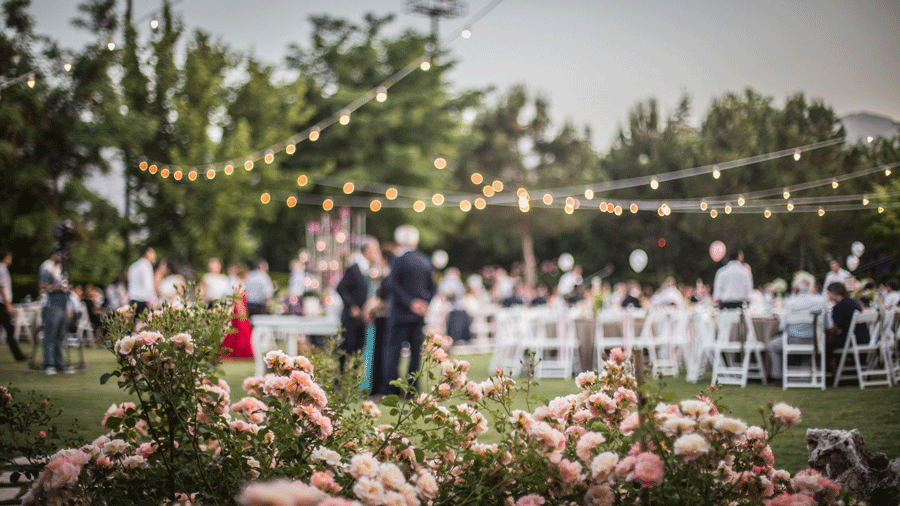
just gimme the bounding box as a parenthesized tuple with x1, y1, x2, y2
(833, 345, 850, 387)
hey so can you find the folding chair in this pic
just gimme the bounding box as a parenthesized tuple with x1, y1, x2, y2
(685, 310, 715, 383)
(883, 309, 900, 385)
(489, 307, 526, 376)
(833, 310, 891, 389)
(780, 312, 826, 390)
(529, 307, 579, 379)
(711, 309, 767, 387)
(634, 310, 678, 376)
(594, 309, 632, 368)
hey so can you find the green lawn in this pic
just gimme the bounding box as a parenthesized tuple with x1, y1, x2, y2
(2, 343, 898, 473)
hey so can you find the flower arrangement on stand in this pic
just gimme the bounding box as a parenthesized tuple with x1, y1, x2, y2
(21, 299, 854, 505)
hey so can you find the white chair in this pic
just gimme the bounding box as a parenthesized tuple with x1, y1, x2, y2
(780, 312, 826, 390)
(528, 307, 579, 379)
(685, 310, 715, 383)
(711, 310, 767, 388)
(882, 309, 900, 385)
(594, 309, 632, 367)
(833, 311, 891, 389)
(634, 310, 679, 376)
(489, 308, 526, 376)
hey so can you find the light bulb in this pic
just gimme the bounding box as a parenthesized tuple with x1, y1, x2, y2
(793, 150, 801, 161)
(26, 74, 35, 88)
(886, 168, 892, 176)
(764, 209, 771, 218)
(264, 152, 274, 164)
(297, 175, 308, 186)
(710, 209, 718, 218)
(700, 201, 708, 211)
(160, 168, 169, 178)
(712, 169, 721, 179)
(150, 18, 159, 30)
(614, 205, 622, 216)
(370, 199, 382, 212)
(308, 129, 319, 141)
(173, 170, 182, 180)
(433, 157, 447, 169)
(725, 205, 732, 214)
(474, 198, 486, 210)
(818, 207, 825, 216)
(584, 188, 594, 200)
(630, 203, 638, 214)
(413, 200, 425, 212)
(206, 169, 215, 179)
(286, 196, 297, 208)
(783, 190, 790, 199)
(831, 179, 838, 189)
(420, 60, 431, 71)
(322, 199, 334, 211)
(787, 201, 794, 211)
(650, 178, 659, 190)
(470, 173, 483, 185)
(385, 188, 398, 200)
(492, 180, 504, 192)
(260, 193, 270, 204)
(63, 61, 71, 72)
(343, 182, 354, 194)
(432, 194, 444, 206)
(244, 160, 253, 171)
(339, 113, 350, 125)
(461, 29, 471, 39)
(139, 161, 148, 171)
(482, 185, 494, 197)
(542, 194, 553, 205)
(285, 144, 296, 155)
(375, 87, 387, 102)
(738, 196, 746, 206)
(107, 40, 116, 51)
(862, 197, 869, 206)
(866, 135, 874, 143)
(224, 165, 234, 175)
(878, 206, 884, 213)
(459, 200, 471, 212)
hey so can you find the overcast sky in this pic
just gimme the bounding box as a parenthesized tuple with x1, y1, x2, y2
(27, 0, 900, 151)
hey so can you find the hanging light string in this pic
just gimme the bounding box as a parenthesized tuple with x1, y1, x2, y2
(138, 0, 509, 173)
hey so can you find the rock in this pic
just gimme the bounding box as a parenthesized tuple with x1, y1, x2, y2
(806, 428, 900, 506)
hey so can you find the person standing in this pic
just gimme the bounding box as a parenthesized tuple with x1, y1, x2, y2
(0, 248, 26, 361)
(382, 226, 435, 396)
(128, 247, 157, 317)
(244, 259, 274, 316)
(39, 252, 71, 374)
(713, 250, 754, 309)
(201, 257, 231, 306)
(822, 260, 851, 293)
(336, 237, 380, 376)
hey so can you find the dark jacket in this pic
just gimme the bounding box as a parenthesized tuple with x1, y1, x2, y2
(387, 249, 435, 324)
(831, 297, 870, 346)
(336, 263, 367, 320)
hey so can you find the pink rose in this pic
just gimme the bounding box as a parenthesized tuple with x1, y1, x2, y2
(633, 452, 664, 488)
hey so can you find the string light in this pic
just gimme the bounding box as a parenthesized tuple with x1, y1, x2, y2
(148, 165, 158, 175)
(738, 196, 746, 206)
(413, 200, 426, 212)
(385, 188, 398, 200)
(516, 188, 528, 198)
(420, 60, 431, 71)
(712, 167, 721, 179)
(309, 129, 320, 141)
(470, 173, 483, 185)
(542, 194, 553, 205)
(724, 204, 732, 214)
(831, 179, 839, 189)
(492, 180, 503, 192)
(600, 202, 608, 212)
(188, 171, 197, 181)
(584, 188, 594, 199)
(565, 196, 576, 207)
(818, 207, 825, 216)
(26, 74, 35, 88)
(482, 185, 495, 197)
(474, 198, 486, 210)
(286, 196, 297, 208)
(150, 17, 159, 30)
(460, 200, 472, 212)
(139, 162, 148, 171)
(260, 193, 270, 204)
(787, 201, 794, 211)
(432, 193, 445, 205)
(700, 201, 708, 211)
(224, 165, 234, 175)
(160, 168, 170, 178)
(564, 205, 574, 215)
(433, 157, 447, 169)
(862, 197, 869, 206)
(286, 144, 296, 155)
(63, 61, 72, 72)
(173, 170, 182, 180)
(793, 150, 801, 161)
(764, 209, 771, 218)
(866, 135, 874, 143)
(264, 152, 274, 164)
(710, 209, 718, 218)
(342, 182, 355, 194)
(650, 178, 659, 190)
(375, 87, 387, 102)
(370, 199, 382, 212)
(297, 175, 309, 186)
(630, 203, 638, 213)
(783, 189, 790, 199)
(206, 169, 215, 179)
(322, 199, 334, 211)
(339, 113, 350, 125)
(614, 205, 622, 215)
(461, 28, 472, 38)
(244, 160, 253, 171)
(886, 167, 892, 176)
(878, 206, 885, 213)
(107, 40, 116, 51)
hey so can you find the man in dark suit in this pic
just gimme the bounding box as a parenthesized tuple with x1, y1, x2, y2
(826, 282, 870, 359)
(336, 237, 380, 372)
(382, 225, 435, 396)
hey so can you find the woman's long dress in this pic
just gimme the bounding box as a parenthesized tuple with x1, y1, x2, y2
(220, 293, 253, 359)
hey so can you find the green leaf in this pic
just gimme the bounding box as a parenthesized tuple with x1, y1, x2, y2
(381, 395, 399, 407)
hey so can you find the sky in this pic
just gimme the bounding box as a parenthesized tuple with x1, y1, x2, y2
(24, 0, 900, 210)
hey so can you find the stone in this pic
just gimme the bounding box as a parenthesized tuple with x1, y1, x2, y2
(806, 428, 900, 506)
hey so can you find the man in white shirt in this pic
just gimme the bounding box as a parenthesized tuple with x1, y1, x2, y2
(769, 272, 833, 381)
(128, 247, 157, 317)
(712, 251, 753, 309)
(822, 260, 851, 293)
(245, 259, 275, 316)
(0, 248, 26, 361)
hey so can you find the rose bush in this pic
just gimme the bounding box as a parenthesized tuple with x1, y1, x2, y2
(21, 299, 854, 505)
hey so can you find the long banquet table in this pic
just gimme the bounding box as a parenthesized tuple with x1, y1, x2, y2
(250, 315, 340, 377)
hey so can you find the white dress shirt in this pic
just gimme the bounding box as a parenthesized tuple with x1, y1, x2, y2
(822, 269, 850, 292)
(713, 260, 753, 303)
(128, 257, 157, 304)
(244, 269, 274, 304)
(0, 263, 12, 303)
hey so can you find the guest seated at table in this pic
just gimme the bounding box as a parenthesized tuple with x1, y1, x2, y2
(768, 272, 832, 382)
(883, 278, 900, 309)
(621, 281, 642, 309)
(650, 277, 684, 307)
(826, 282, 869, 363)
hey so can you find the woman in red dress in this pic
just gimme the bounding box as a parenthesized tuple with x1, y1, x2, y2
(220, 286, 253, 359)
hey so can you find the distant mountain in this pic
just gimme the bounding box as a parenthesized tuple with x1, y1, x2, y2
(838, 112, 900, 144)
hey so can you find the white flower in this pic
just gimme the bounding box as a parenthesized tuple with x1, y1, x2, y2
(680, 399, 711, 417)
(353, 477, 384, 505)
(661, 416, 696, 435)
(415, 471, 439, 499)
(673, 433, 711, 460)
(590, 452, 619, 479)
(102, 439, 129, 456)
(714, 417, 747, 435)
(312, 446, 343, 468)
(380, 462, 406, 490)
(114, 336, 137, 355)
(349, 453, 380, 479)
(771, 403, 802, 427)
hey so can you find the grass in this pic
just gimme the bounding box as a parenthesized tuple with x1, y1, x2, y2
(2, 343, 898, 473)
